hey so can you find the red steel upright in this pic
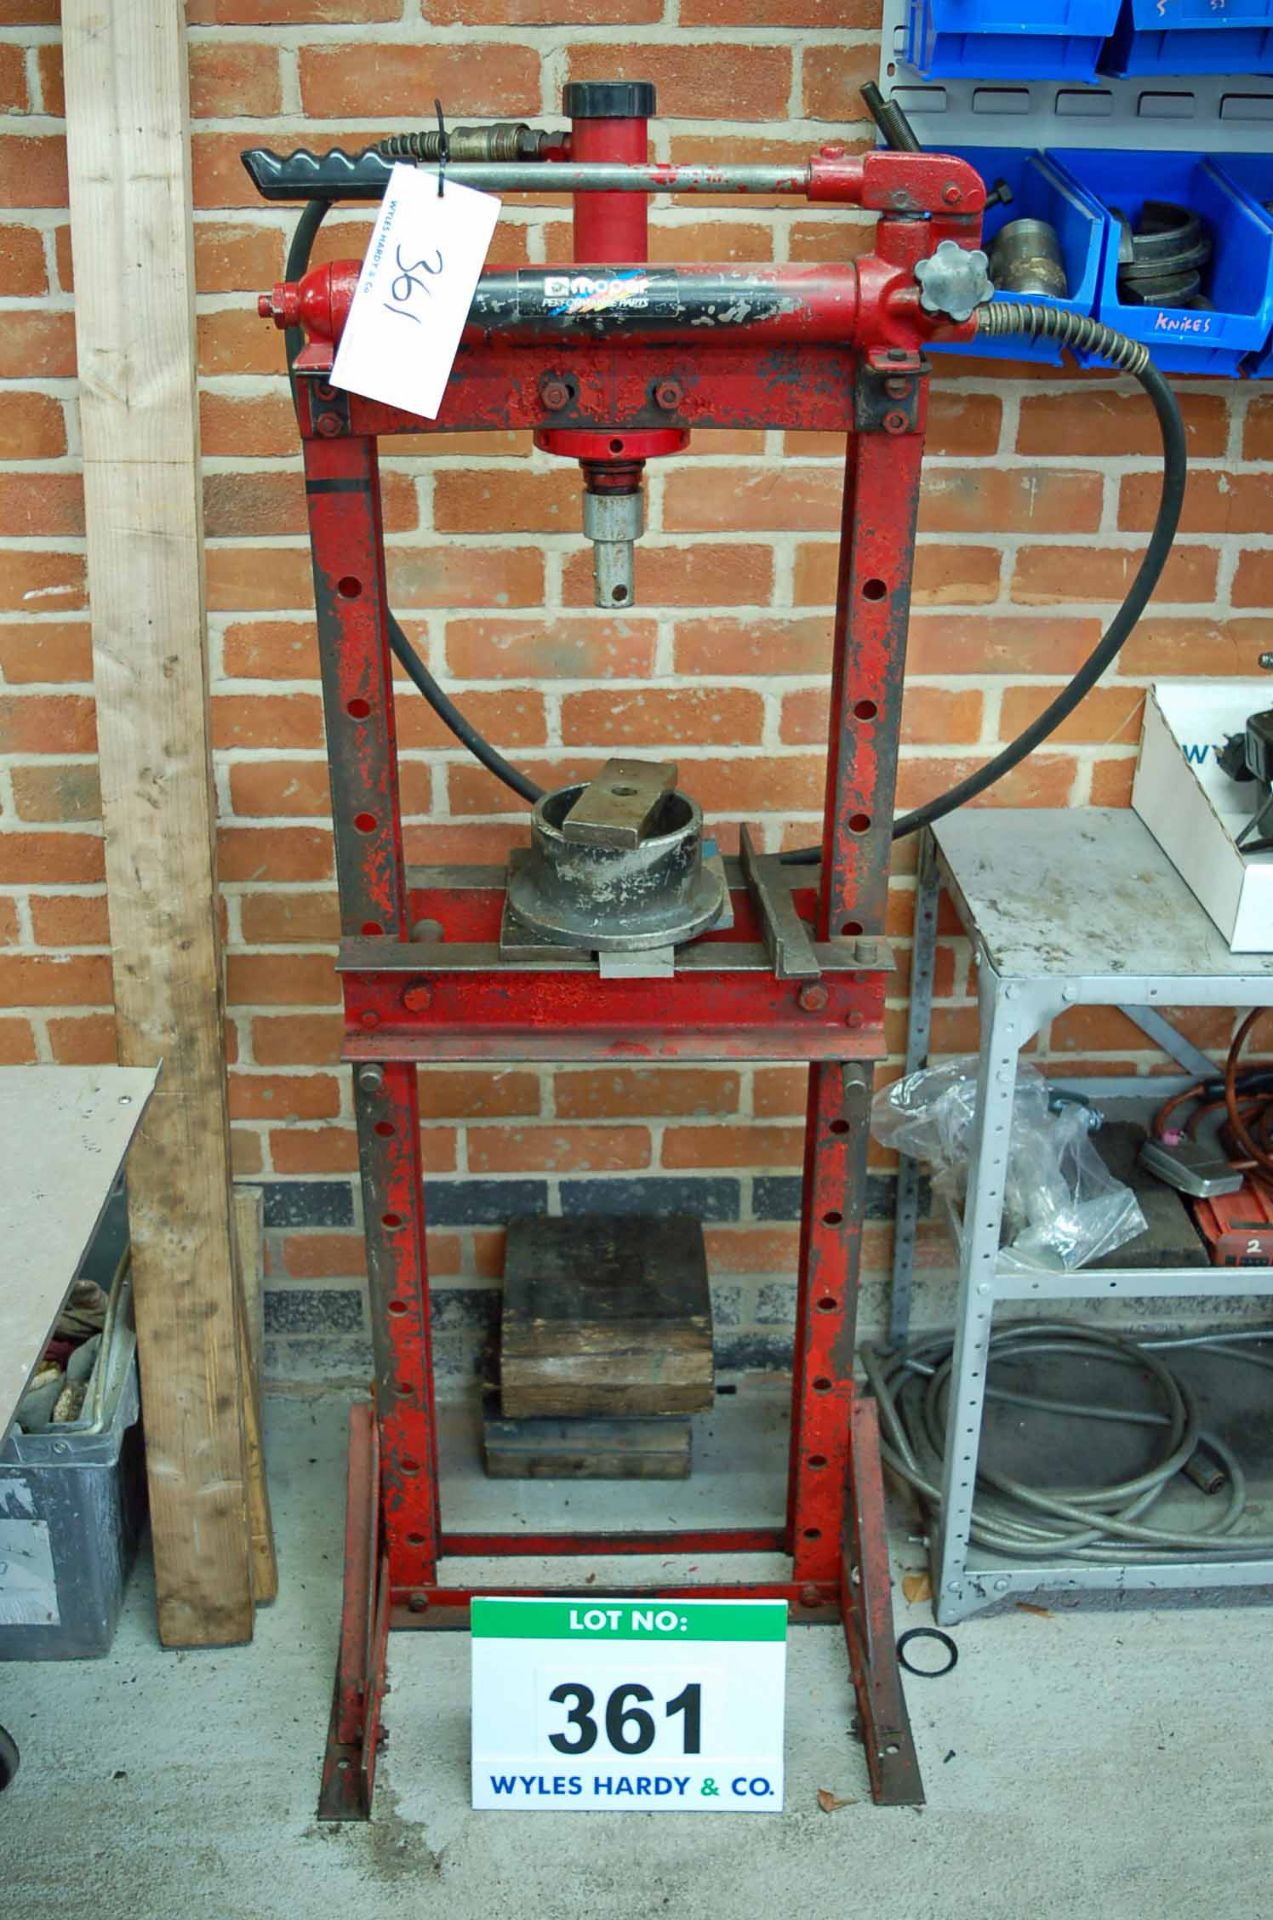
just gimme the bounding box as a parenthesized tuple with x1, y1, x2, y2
(250, 82, 988, 1820)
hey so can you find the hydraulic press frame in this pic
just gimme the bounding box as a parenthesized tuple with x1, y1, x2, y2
(252, 89, 989, 1822)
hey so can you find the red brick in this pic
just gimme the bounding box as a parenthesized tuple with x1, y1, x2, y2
(703, 1224, 801, 1272)
(780, 683, 981, 746)
(647, 220, 774, 266)
(232, 1130, 264, 1175)
(219, 619, 318, 680)
(1048, 1004, 1234, 1056)
(228, 761, 334, 819)
(269, 1127, 362, 1175)
(1116, 617, 1270, 678)
(802, 41, 880, 118)
(388, 546, 545, 610)
(0, 691, 95, 753)
(674, 615, 831, 677)
(198, 305, 288, 376)
(30, 893, 110, 947)
(432, 0, 656, 20)
(793, 541, 1001, 607)
(1017, 389, 1228, 458)
(565, 43, 791, 120)
(446, 616, 656, 681)
(200, 389, 296, 458)
(194, 223, 287, 294)
(0, 1016, 36, 1063)
(0, 953, 112, 1007)
(0, 831, 102, 883)
(238, 890, 339, 944)
(468, 1124, 651, 1173)
(228, 1071, 341, 1121)
(895, 753, 1078, 812)
(433, 468, 579, 536)
(663, 1123, 803, 1169)
(905, 613, 1103, 677)
(1233, 551, 1273, 609)
(919, 468, 1102, 536)
(0, 310, 75, 377)
(0, 898, 17, 945)
(299, 44, 539, 118)
(47, 1013, 116, 1064)
(211, 692, 323, 750)
(1011, 544, 1218, 607)
(0, 135, 68, 208)
(204, 468, 414, 539)
(0, 390, 66, 458)
(10, 763, 101, 822)
(35, 43, 61, 115)
(1243, 393, 1273, 460)
(560, 687, 764, 747)
(1089, 755, 1136, 806)
(0, 549, 83, 614)
(0, 1, 58, 21)
(752, 1067, 807, 1117)
(277, 1231, 367, 1280)
(563, 543, 772, 609)
(786, 216, 875, 264)
(0, 472, 84, 539)
(0, 222, 47, 296)
(1000, 683, 1144, 747)
(555, 1067, 740, 1119)
(227, 952, 339, 1006)
(418, 1069, 541, 1118)
(188, 0, 399, 16)
(205, 547, 313, 612)
(1118, 469, 1272, 535)
(251, 1011, 343, 1065)
(217, 825, 332, 883)
(189, 41, 282, 117)
(663, 466, 839, 535)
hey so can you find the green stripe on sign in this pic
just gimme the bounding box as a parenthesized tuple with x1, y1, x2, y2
(470, 1599, 787, 1642)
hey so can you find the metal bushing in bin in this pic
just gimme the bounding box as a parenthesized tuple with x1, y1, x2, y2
(507, 779, 726, 953)
(989, 218, 1067, 300)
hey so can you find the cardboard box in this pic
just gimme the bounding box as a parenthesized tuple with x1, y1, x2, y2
(1132, 679, 1273, 953)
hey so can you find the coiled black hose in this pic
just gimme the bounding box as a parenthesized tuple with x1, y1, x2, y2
(282, 206, 1185, 842)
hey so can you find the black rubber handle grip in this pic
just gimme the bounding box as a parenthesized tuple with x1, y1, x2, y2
(241, 146, 396, 202)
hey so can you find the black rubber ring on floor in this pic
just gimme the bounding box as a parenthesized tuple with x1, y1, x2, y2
(896, 1627, 959, 1679)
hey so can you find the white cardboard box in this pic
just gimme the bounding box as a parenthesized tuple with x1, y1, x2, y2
(1132, 679, 1273, 953)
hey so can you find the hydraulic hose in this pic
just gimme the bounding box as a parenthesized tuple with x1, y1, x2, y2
(282, 204, 1186, 846)
(863, 1320, 1273, 1563)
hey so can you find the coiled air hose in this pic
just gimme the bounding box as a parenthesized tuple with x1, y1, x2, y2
(283, 202, 1186, 841)
(863, 1321, 1273, 1562)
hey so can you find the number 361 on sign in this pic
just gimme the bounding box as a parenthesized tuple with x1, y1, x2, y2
(471, 1597, 787, 1813)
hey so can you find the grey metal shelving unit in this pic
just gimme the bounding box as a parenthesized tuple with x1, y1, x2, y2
(889, 807, 1273, 1624)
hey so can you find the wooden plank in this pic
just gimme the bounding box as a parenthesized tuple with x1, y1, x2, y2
(0, 1066, 156, 1447)
(500, 1214, 714, 1419)
(61, 1, 254, 1647)
(234, 1189, 277, 1603)
(482, 1391, 691, 1480)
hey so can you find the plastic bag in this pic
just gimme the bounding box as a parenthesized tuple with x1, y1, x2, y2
(872, 1057, 1146, 1272)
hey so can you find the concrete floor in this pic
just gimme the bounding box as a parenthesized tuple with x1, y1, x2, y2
(3, 1392, 1273, 1920)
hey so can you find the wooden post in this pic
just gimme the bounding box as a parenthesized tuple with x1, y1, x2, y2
(62, 1, 255, 1645)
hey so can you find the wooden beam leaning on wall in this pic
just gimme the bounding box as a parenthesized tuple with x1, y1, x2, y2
(62, 2, 257, 1645)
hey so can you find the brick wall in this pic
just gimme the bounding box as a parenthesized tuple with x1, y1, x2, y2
(2, 3, 1271, 1380)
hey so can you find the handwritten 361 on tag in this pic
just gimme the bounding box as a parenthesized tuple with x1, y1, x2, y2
(331, 165, 501, 422)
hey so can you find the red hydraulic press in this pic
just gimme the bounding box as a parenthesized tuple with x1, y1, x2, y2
(246, 78, 1184, 1821)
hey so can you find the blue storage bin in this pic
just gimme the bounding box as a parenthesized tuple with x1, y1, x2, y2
(905, 0, 1122, 80)
(1213, 154, 1273, 375)
(926, 148, 1106, 365)
(1102, 0, 1273, 76)
(1050, 148, 1273, 374)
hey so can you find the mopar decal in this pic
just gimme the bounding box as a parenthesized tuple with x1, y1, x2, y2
(544, 270, 655, 316)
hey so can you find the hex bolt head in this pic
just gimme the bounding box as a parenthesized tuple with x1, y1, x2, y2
(1261, 652, 1273, 672)
(357, 1065, 385, 1094)
(800, 1584, 822, 1607)
(359, 1010, 380, 1029)
(798, 983, 830, 1012)
(884, 375, 910, 399)
(315, 413, 342, 437)
(408, 1592, 430, 1613)
(845, 1010, 864, 1030)
(539, 376, 570, 411)
(883, 410, 908, 435)
(403, 982, 433, 1012)
(653, 379, 684, 411)
(942, 181, 962, 206)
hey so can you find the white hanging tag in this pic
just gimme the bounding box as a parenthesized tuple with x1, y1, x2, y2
(330, 163, 501, 421)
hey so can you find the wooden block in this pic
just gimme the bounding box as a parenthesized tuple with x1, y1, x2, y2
(482, 1391, 691, 1480)
(499, 1213, 714, 1420)
(233, 1187, 276, 1605)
